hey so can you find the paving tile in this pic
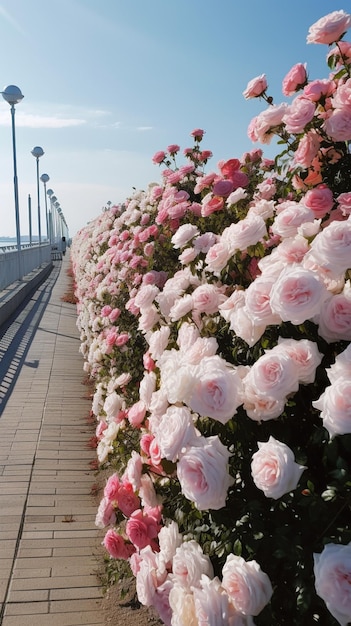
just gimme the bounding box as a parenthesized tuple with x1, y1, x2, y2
(0, 258, 103, 624)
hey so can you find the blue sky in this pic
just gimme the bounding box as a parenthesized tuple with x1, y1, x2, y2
(0, 0, 346, 237)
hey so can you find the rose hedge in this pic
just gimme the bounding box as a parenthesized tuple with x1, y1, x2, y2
(71, 10, 351, 626)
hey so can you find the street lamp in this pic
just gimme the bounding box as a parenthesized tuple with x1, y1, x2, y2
(31, 146, 44, 250)
(40, 173, 50, 243)
(1, 84, 24, 277)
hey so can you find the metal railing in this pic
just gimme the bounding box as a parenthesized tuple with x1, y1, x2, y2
(0, 243, 52, 291)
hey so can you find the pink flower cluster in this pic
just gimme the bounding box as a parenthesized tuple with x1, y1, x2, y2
(71, 11, 351, 624)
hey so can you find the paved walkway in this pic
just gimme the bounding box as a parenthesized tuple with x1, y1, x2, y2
(0, 256, 105, 625)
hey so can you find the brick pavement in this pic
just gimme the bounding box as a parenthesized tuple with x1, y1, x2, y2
(0, 256, 105, 625)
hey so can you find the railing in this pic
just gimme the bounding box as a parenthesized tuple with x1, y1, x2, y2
(0, 244, 53, 291)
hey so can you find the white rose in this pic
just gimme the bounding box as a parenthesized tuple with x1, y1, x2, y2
(271, 202, 315, 239)
(305, 216, 351, 276)
(193, 575, 235, 625)
(326, 343, 351, 384)
(148, 325, 171, 361)
(171, 223, 200, 248)
(134, 283, 159, 311)
(222, 553, 273, 616)
(313, 378, 351, 438)
(177, 436, 233, 510)
(244, 348, 299, 399)
(169, 293, 194, 322)
(158, 521, 183, 567)
(158, 349, 193, 405)
(314, 542, 351, 626)
(275, 338, 323, 384)
(185, 355, 243, 424)
(222, 214, 267, 253)
(205, 241, 232, 273)
(243, 380, 287, 422)
(270, 265, 328, 325)
(155, 405, 199, 462)
(245, 276, 282, 325)
(171, 540, 214, 588)
(139, 371, 156, 408)
(192, 283, 226, 314)
(251, 436, 306, 499)
(169, 583, 197, 626)
(103, 392, 123, 418)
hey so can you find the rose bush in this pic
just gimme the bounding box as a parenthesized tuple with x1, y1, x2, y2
(71, 10, 351, 625)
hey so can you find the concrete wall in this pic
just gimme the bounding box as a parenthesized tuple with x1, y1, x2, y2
(0, 262, 53, 327)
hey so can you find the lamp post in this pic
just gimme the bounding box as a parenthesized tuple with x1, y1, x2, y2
(31, 146, 44, 249)
(46, 188, 54, 246)
(40, 173, 50, 244)
(1, 84, 24, 278)
(51, 195, 58, 246)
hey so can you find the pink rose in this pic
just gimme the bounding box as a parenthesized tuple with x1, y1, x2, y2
(109, 307, 121, 322)
(251, 436, 305, 499)
(152, 150, 166, 164)
(191, 128, 205, 140)
(314, 542, 351, 626)
(282, 63, 307, 96)
(218, 158, 240, 178)
(104, 472, 121, 501)
(302, 184, 334, 219)
(126, 509, 161, 550)
(337, 191, 351, 216)
(243, 74, 268, 99)
(282, 96, 316, 134)
(303, 79, 335, 102)
(248, 103, 288, 144)
(95, 496, 116, 528)
(116, 332, 129, 346)
(328, 40, 351, 67)
(167, 143, 180, 154)
(222, 554, 273, 616)
(212, 179, 234, 197)
(317, 294, 351, 344)
(116, 481, 141, 517)
(201, 194, 224, 217)
(103, 529, 135, 560)
(323, 107, 351, 142)
(101, 305, 112, 317)
(313, 377, 351, 438)
(294, 130, 321, 168)
(177, 435, 233, 510)
(307, 10, 351, 45)
(270, 266, 328, 325)
(127, 400, 147, 427)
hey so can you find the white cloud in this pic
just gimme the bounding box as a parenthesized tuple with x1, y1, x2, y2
(0, 110, 86, 128)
